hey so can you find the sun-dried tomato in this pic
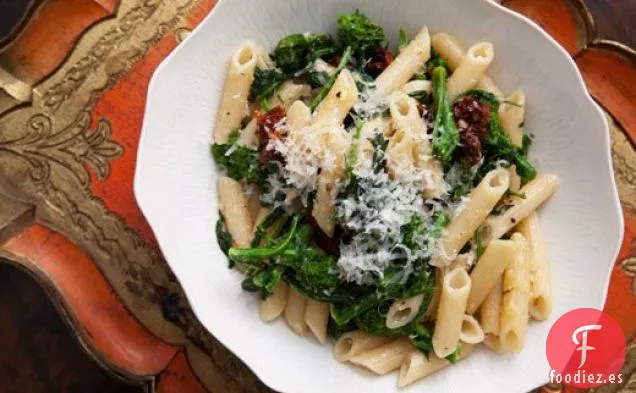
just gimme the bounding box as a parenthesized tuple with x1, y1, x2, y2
(326, 54, 342, 67)
(365, 48, 395, 77)
(453, 96, 491, 164)
(255, 106, 287, 166)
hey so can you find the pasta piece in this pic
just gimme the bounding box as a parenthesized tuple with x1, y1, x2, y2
(214, 42, 258, 143)
(246, 185, 261, 223)
(459, 315, 484, 344)
(447, 42, 495, 101)
(508, 166, 521, 192)
(466, 239, 516, 314)
(305, 299, 330, 344)
(255, 45, 274, 69)
(476, 75, 504, 100)
(361, 116, 391, 140)
(385, 294, 424, 329)
(400, 80, 432, 96)
(312, 69, 358, 127)
(500, 233, 531, 353)
(349, 338, 413, 375)
(431, 33, 465, 71)
(312, 172, 339, 237)
(432, 168, 510, 266)
(499, 90, 525, 147)
(449, 253, 474, 271)
(252, 206, 271, 233)
(218, 176, 253, 247)
(387, 90, 445, 198)
(270, 81, 311, 109)
(375, 26, 431, 95)
(286, 100, 312, 131)
(433, 267, 471, 358)
(480, 277, 502, 335)
(398, 344, 475, 387)
(239, 118, 259, 147)
(432, 33, 502, 98)
(424, 268, 444, 319)
(482, 174, 559, 243)
(260, 282, 289, 322)
(284, 287, 308, 336)
(483, 334, 505, 353)
(333, 331, 392, 362)
(517, 212, 553, 320)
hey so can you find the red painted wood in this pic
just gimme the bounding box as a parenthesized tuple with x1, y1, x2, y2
(576, 47, 636, 143)
(0, 0, 121, 84)
(2, 225, 178, 376)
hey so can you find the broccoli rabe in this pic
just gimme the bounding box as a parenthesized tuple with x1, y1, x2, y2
(398, 28, 409, 53)
(241, 265, 286, 298)
(229, 215, 345, 299)
(431, 66, 460, 165)
(337, 11, 385, 58)
(211, 129, 265, 184)
(250, 68, 287, 102)
(215, 214, 232, 258)
(309, 46, 353, 110)
(273, 33, 335, 74)
(461, 90, 537, 182)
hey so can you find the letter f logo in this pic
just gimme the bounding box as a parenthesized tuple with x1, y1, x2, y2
(572, 324, 602, 368)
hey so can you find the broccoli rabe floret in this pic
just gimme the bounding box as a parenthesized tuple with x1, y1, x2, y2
(211, 129, 265, 184)
(337, 11, 385, 58)
(431, 66, 460, 165)
(273, 33, 335, 74)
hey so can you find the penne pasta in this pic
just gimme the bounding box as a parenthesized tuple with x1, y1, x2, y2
(305, 299, 330, 344)
(214, 42, 258, 143)
(361, 116, 391, 140)
(387, 90, 445, 197)
(466, 239, 516, 314)
(480, 277, 503, 336)
(349, 338, 414, 375)
(484, 334, 506, 353)
(432, 33, 502, 98)
(499, 90, 526, 147)
(517, 212, 553, 321)
(432, 168, 510, 266)
(333, 331, 392, 362)
(500, 233, 531, 353)
(398, 344, 475, 387)
(447, 42, 495, 101)
(433, 267, 472, 358)
(239, 118, 259, 147)
(270, 81, 312, 109)
(312, 69, 358, 126)
(375, 26, 431, 95)
(482, 174, 559, 243)
(385, 294, 425, 329)
(286, 100, 312, 131)
(218, 176, 254, 247)
(400, 80, 432, 96)
(431, 33, 465, 71)
(476, 75, 504, 100)
(459, 315, 484, 344)
(260, 282, 289, 322)
(284, 287, 309, 336)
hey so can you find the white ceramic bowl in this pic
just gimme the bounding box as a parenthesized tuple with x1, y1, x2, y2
(134, 0, 623, 392)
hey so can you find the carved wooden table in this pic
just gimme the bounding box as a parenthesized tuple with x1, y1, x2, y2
(0, 0, 633, 392)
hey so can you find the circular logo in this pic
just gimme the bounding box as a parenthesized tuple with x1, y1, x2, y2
(546, 308, 626, 388)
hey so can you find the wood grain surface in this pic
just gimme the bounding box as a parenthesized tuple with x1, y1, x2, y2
(0, 0, 633, 392)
